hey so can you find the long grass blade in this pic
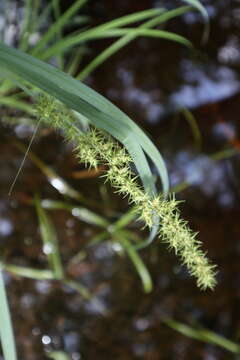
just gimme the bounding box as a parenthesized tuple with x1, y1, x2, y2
(40, 27, 190, 61)
(113, 207, 137, 230)
(47, 351, 70, 360)
(34, 2, 53, 34)
(41, 199, 109, 227)
(66, 48, 86, 76)
(52, 0, 64, 69)
(31, 0, 88, 56)
(0, 269, 17, 360)
(163, 318, 240, 354)
(2, 263, 91, 299)
(145, 5, 192, 26)
(182, 0, 209, 43)
(0, 96, 35, 114)
(2, 264, 54, 280)
(0, 42, 169, 196)
(19, 0, 32, 51)
(77, 5, 192, 80)
(115, 231, 153, 293)
(35, 195, 64, 280)
(62, 279, 91, 299)
(78, 28, 191, 80)
(0, 41, 170, 249)
(181, 107, 202, 150)
(39, 8, 163, 60)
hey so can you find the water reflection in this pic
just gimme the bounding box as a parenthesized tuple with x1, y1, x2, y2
(91, 0, 240, 127)
(170, 151, 236, 208)
(212, 122, 236, 141)
(169, 62, 240, 109)
(0, 217, 13, 237)
(42, 335, 51, 345)
(218, 35, 240, 65)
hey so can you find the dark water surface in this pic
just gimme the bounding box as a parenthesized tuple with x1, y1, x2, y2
(0, 1, 240, 359)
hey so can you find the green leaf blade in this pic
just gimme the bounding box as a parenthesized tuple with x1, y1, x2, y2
(0, 270, 17, 360)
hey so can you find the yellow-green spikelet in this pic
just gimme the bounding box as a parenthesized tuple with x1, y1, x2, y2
(37, 94, 217, 290)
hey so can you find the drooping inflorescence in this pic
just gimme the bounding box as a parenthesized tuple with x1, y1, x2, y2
(36, 94, 217, 290)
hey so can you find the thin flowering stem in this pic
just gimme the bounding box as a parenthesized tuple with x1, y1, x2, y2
(36, 94, 217, 290)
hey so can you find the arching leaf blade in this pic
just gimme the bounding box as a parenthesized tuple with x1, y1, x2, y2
(0, 42, 169, 194)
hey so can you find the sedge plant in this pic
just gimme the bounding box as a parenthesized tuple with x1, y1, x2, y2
(0, 1, 217, 359)
(36, 94, 217, 291)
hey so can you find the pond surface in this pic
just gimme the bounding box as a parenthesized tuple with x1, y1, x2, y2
(0, 0, 240, 359)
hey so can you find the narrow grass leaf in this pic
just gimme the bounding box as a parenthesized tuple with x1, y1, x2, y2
(40, 27, 190, 61)
(2, 263, 91, 299)
(163, 318, 240, 354)
(120, 229, 143, 244)
(47, 351, 70, 360)
(210, 148, 238, 161)
(76, 6, 191, 80)
(78, 28, 191, 80)
(34, 2, 53, 34)
(39, 9, 163, 60)
(52, 0, 64, 69)
(0, 42, 170, 246)
(0, 42, 169, 196)
(66, 48, 86, 76)
(41, 199, 110, 228)
(0, 269, 17, 360)
(0, 96, 35, 114)
(145, 5, 192, 26)
(19, 0, 32, 51)
(31, 0, 88, 56)
(113, 207, 137, 230)
(88, 231, 108, 246)
(115, 231, 153, 293)
(181, 107, 202, 150)
(182, 0, 209, 43)
(62, 279, 91, 299)
(2, 264, 54, 280)
(35, 195, 64, 280)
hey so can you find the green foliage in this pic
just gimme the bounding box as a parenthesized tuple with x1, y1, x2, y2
(163, 318, 240, 354)
(37, 95, 217, 290)
(0, 1, 221, 358)
(35, 195, 64, 280)
(0, 270, 17, 360)
(182, 0, 209, 43)
(0, 41, 169, 199)
(47, 351, 71, 360)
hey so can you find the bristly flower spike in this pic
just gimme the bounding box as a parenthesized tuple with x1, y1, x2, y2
(36, 94, 217, 290)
